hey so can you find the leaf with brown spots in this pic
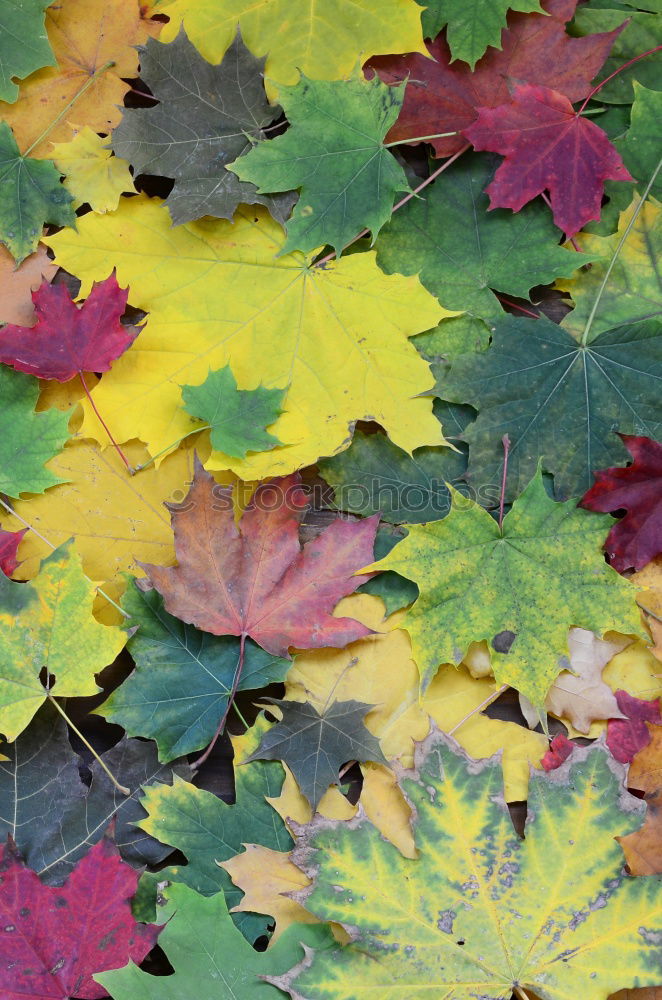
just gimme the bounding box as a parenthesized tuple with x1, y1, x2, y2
(618, 723, 662, 875)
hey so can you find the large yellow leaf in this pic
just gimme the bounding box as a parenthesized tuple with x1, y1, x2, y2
(51, 126, 135, 212)
(158, 0, 427, 95)
(44, 197, 447, 478)
(0, 0, 158, 157)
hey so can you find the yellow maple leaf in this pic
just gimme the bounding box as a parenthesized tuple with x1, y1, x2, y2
(0, 0, 159, 157)
(45, 197, 448, 479)
(51, 127, 135, 212)
(632, 557, 662, 662)
(158, 0, 427, 97)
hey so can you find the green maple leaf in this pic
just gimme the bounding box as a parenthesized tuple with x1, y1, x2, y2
(0, 367, 69, 498)
(376, 153, 589, 322)
(245, 698, 387, 809)
(99, 581, 290, 761)
(275, 726, 662, 999)
(440, 315, 662, 502)
(571, 5, 661, 104)
(0, 122, 75, 264)
(112, 28, 295, 226)
(416, 0, 543, 67)
(96, 882, 334, 999)
(364, 469, 642, 707)
(229, 72, 409, 255)
(620, 82, 662, 199)
(181, 365, 285, 459)
(0, 0, 56, 103)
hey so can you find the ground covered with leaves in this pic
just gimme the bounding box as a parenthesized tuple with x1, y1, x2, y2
(0, 0, 661, 997)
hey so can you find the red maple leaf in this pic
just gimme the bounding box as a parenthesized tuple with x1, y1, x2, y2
(0, 528, 26, 577)
(606, 691, 662, 764)
(0, 272, 137, 382)
(0, 836, 158, 999)
(540, 731, 575, 771)
(580, 435, 662, 573)
(141, 461, 379, 656)
(463, 82, 632, 236)
(367, 0, 625, 158)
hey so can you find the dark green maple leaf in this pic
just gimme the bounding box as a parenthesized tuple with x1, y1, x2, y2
(245, 698, 387, 809)
(415, 0, 543, 67)
(0, 366, 69, 498)
(112, 28, 295, 225)
(99, 581, 290, 761)
(0, 0, 56, 103)
(440, 316, 662, 503)
(181, 365, 285, 459)
(230, 72, 409, 256)
(0, 122, 74, 263)
(376, 153, 589, 322)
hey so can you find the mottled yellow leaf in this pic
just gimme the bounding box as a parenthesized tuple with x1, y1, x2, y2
(51, 126, 135, 211)
(44, 196, 447, 479)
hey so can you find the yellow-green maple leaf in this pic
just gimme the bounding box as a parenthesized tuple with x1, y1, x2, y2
(280, 727, 662, 999)
(158, 0, 427, 95)
(51, 126, 135, 212)
(44, 196, 448, 478)
(0, 540, 125, 740)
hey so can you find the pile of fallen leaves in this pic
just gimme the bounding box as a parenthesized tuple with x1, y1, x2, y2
(0, 0, 661, 996)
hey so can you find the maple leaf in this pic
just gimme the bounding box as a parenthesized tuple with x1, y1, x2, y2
(99, 580, 290, 761)
(246, 698, 387, 809)
(558, 196, 660, 339)
(0, 245, 57, 327)
(51, 126, 136, 213)
(464, 83, 632, 236)
(158, 0, 427, 95)
(142, 462, 378, 655)
(0, 122, 75, 264)
(581, 434, 662, 572)
(44, 196, 447, 480)
(632, 557, 662, 665)
(363, 469, 642, 707)
(607, 690, 662, 764)
(96, 881, 333, 999)
(618, 722, 662, 875)
(0, 837, 158, 999)
(0, 0, 56, 102)
(440, 314, 662, 502)
(0, 529, 25, 577)
(0, 273, 136, 382)
(0, 366, 69, 499)
(0, 0, 159, 157)
(540, 730, 576, 770)
(181, 365, 285, 459)
(0, 540, 125, 741)
(571, 2, 661, 103)
(368, 0, 625, 158)
(230, 72, 409, 256)
(0, 704, 187, 882)
(275, 728, 662, 999)
(112, 29, 295, 226)
(416, 0, 544, 68)
(375, 152, 589, 321)
(621, 83, 662, 199)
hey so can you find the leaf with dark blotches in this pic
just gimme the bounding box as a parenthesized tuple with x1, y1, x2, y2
(0, 528, 25, 576)
(245, 698, 387, 809)
(464, 83, 632, 237)
(368, 0, 625, 157)
(581, 435, 662, 573)
(0, 272, 136, 382)
(141, 462, 379, 657)
(0, 837, 159, 1000)
(607, 690, 662, 764)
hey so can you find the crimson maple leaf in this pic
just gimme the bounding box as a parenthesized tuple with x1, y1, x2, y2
(580, 435, 662, 573)
(606, 691, 662, 765)
(0, 528, 26, 577)
(0, 836, 158, 999)
(0, 272, 137, 382)
(141, 461, 379, 656)
(463, 82, 632, 236)
(367, 0, 625, 158)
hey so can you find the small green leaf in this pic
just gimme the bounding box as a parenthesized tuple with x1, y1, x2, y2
(0, 0, 56, 103)
(416, 0, 544, 67)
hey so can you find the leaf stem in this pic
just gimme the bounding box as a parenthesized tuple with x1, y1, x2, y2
(192, 632, 246, 769)
(132, 425, 209, 474)
(314, 144, 470, 268)
(385, 131, 460, 147)
(47, 693, 130, 795)
(79, 371, 133, 473)
(0, 497, 131, 618)
(581, 155, 662, 345)
(496, 296, 539, 319)
(498, 434, 510, 533)
(577, 45, 662, 114)
(447, 684, 508, 736)
(24, 61, 116, 156)
(513, 988, 531, 1000)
